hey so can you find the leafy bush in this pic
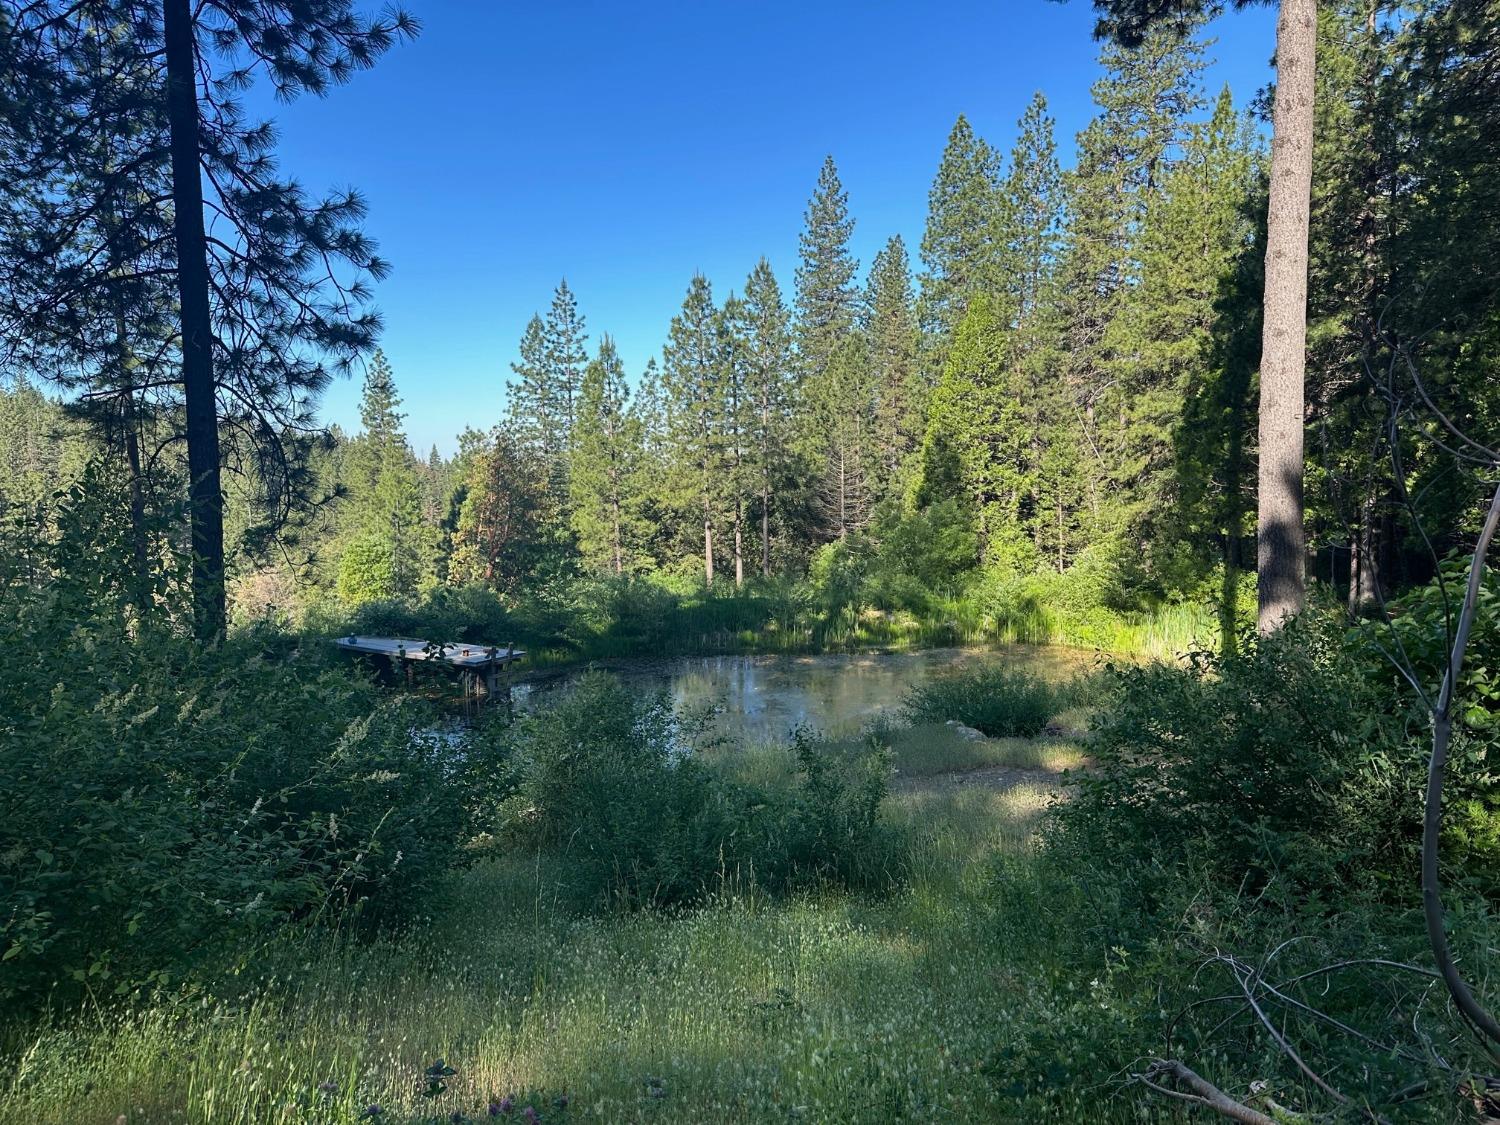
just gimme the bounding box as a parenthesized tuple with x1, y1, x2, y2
(496, 672, 902, 907)
(1357, 559, 1500, 883)
(0, 483, 497, 1006)
(901, 665, 1059, 737)
(1048, 621, 1405, 905)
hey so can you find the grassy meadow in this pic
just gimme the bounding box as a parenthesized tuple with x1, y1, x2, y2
(0, 734, 1104, 1125)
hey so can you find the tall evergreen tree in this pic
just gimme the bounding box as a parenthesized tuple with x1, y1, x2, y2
(336, 352, 435, 603)
(919, 114, 1001, 345)
(794, 156, 860, 381)
(1123, 87, 1261, 583)
(1055, 19, 1209, 547)
(864, 236, 923, 496)
(542, 279, 589, 444)
(570, 336, 646, 574)
(805, 335, 877, 540)
(506, 314, 555, 459)
(739, 259, 797, 575)
(662, 274, 727, 585)
(1089, 0, 1319, 631)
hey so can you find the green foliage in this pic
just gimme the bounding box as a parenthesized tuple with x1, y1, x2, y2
(1051, 621, 1404, 904)
(1360, 559, 1500, 883)
(902, 666, 1058, 738)
(498, 672, 901, 908)
(0, 482, 493, 1007)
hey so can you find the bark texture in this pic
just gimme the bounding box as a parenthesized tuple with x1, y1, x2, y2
(164, 0, 225, 640)
(1256, 0, 1317, 633)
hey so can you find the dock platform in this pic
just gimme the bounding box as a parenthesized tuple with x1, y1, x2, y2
(334, 635, 525, 701)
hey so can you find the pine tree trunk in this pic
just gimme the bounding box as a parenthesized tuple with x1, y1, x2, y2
(734, 500, 744, 588)
(611, 496, 623, 575)
(164, 0, 225, 641)
(1221, 413, 1247, 659)
(761, 481, 771, 577)
(1348, 495, 1379, 614)
(703, 503, 714, 586)
(1256, 0, 1317, 634)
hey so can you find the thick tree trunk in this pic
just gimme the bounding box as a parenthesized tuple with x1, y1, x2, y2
(1256, 0, 1317, 634)
(1348, 495, 1379, 613)
(703, 505, 714, 586)
(734, 500, 744, 587)
(163, 0, 225, 640)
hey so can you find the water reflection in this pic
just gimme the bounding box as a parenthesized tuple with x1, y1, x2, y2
(515, 645, 1096, 743)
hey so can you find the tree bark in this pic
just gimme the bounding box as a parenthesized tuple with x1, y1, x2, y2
(734, 499, 744, 587)
(163, 0, 225, 640)
(1256, 0, 1317, 634)
(703, 504, 714, 586)
(761, 482, 771, 577)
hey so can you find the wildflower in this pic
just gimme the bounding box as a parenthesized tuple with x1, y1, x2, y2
(318, 1080, 338, 1095)
(489, 1097, 513, 1116)
(553, 1094, 569, 1109)
(521, 1107, 539, 1123)
(359, 1107, 384, 1119)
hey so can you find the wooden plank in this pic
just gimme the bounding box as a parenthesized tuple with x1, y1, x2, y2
(334, 635, 524, 669)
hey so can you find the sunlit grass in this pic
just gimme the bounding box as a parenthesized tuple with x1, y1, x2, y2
(0, 730, 1097, 1125)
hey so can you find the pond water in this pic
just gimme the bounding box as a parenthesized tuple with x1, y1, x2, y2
(514, 645, 1099, 744)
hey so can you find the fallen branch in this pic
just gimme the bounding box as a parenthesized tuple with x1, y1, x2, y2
(1135, 1059, 1281, 1124)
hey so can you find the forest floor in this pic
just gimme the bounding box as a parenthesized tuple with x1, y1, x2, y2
(0, 731, 1122, 1125)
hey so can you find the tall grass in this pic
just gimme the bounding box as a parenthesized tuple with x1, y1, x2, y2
(0, 776, 1081, 1124)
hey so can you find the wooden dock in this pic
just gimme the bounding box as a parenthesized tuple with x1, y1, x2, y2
(334, 635, 525, 701)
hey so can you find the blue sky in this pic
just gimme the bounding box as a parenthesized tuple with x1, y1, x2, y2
(254, 1, 1279, 456)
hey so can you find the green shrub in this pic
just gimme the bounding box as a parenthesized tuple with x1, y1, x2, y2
(0, 482, 497, 1006)
(901, 665, 1058, 737)
(497, 672, 902, 907)
(1048, 621, 1405, 905)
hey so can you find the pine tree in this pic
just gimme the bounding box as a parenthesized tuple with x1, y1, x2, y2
(336, 350, 436, 603)
(2, 0, 414, 637)
(864, 236, 922, 496)
(739, 258, 797, 575)
(506, 314, 554, 458)
(918, 294, 1034, 572)
(1089, 0, 1319, 630)
(919, 115, 1001, 345)
(542, 279, 589, 444)
(805, 335, 876, 540)
(570, 336, 646, 574)
(1121, 87, 1260, 581)
(450, 425, 549, 595)
(794, 156, 860, 381)
(997, 93, 1064, 327)
(662, 274, 727, 584)
(1055, 20, 1209, 546)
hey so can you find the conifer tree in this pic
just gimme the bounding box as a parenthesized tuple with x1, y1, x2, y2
(1122, 87, 1260, 580)
(864, 236, 923, 495)
(662, 274, 727, 584)
(794, 157, 860, 381)
(3, 0, 414, 637)
(1089, 0, 1319, 631)
(336, 351, 435, 603)
(1055, 20, 1209, 544)
(506, 314, 554, 459)
(805, 335, 876, 540)
(739, 259, 797, 575)
(542, 279, 589, 444)
(570, 336, 646, 574)
(919, 294, 1034, 572)
(919, 115, 1002, 346)
(998, 94, 1064, 326)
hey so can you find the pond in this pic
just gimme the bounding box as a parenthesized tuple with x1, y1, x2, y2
(514, 645, 1100, 744)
